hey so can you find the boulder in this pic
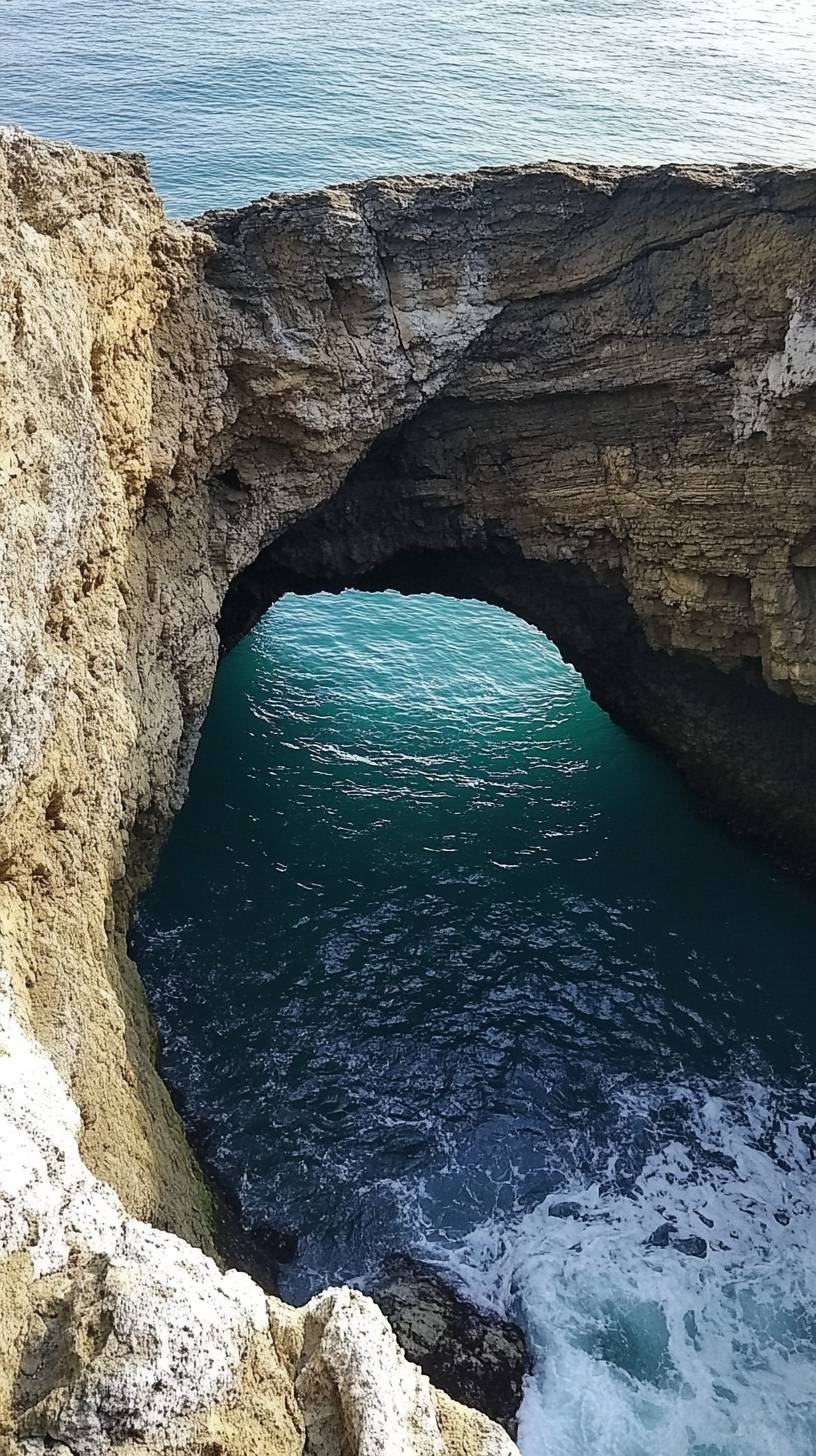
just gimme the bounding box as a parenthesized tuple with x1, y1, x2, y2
(370, 1255, 529, 1438)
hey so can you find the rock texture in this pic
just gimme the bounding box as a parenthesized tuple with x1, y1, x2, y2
(371, 1257, 528, 1437)
(3, 127, 816, 1450)
(0, 948, 512, 1454)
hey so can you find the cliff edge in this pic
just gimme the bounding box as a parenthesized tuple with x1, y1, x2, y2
(2, 128, 816, 1451)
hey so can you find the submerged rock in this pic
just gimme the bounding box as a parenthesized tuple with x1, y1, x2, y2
(646, 1223, 708, 1258)
(370, 1255, 529, 1438)
(673, 1235, 709, 1259)
(646, 1222, 673, 1248)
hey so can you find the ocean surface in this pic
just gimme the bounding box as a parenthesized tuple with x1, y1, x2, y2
(134, 595, 816, 1456)
(3, 1, 816, 210)
(5, 4, 816, 1454)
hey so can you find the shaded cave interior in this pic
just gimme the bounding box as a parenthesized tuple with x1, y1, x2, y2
(121, 389, 816, 1414)
(213, 411, 816, 878)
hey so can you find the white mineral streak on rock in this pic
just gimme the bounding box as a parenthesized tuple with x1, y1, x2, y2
(733, 294, 816, 439)
(380, 261, 501, 387)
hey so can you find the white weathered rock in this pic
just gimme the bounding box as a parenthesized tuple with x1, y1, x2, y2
(1, 968, 509, 1454)
(733, 292, 816, 440)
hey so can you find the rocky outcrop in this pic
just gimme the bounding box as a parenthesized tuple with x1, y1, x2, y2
(206, 160, 816, 871)
(3, 127, 816, 1450)
(371, 1257, 528, 1437)
(0, 967, 514, 1455)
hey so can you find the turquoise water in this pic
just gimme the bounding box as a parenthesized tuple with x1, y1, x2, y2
(3, 1, 816, 211)
(6, 4, 816, 1452)
(135, 593, 816, 1456)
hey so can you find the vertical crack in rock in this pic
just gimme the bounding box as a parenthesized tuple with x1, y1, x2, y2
(357, 205, 416, 376)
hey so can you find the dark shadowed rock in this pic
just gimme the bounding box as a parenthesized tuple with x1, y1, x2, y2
(646, 1222, 673, 1248)
(549, 1200, 583, 1219)
(370, 1254, 529, 1437)
(673, 1235, 708, 1259)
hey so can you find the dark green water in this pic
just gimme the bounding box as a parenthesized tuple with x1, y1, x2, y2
(136, 590, 816, 1456)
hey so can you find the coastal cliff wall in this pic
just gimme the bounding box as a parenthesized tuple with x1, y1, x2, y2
(2, 129, 816, 1452)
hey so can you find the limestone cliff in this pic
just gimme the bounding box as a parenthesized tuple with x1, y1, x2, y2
(2, 127, 816, 1451)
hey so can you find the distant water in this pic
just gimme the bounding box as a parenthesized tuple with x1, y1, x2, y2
(6, 4, 816, 1454)
(1, 1, 815, 212)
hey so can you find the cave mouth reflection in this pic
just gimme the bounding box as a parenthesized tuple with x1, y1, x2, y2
(133, 588, 816, 1453)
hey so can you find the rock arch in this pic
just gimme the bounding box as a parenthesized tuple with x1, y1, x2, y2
(9, 137, 815, 899)
(193, 158, 816, 870)
(3, 131, 816, 1454)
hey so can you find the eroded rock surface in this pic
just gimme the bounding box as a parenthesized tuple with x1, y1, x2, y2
(2, 127, 816, 1451)
(371, 1257, 528, 1437)
(0, 966, 513, 1455)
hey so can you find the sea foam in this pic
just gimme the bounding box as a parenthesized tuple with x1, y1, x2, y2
(419, 1081, 816, 1456)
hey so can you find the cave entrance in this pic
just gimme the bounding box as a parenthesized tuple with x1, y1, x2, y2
(132, 586, 816, 1324)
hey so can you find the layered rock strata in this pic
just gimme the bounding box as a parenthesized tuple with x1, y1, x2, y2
(2, 127, 816, 1450)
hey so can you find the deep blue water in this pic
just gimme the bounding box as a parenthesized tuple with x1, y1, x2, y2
(5, 4, 816, 1453)
(136, 593, 816, 1456)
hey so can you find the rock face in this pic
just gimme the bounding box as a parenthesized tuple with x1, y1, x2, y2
(371, 1257, 528, 1437)
(2, 127, 816, 1450)
(0, 954, 510, 1454)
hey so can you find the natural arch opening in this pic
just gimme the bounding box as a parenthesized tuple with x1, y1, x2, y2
(211, 382, 816, 879)
(131, 585, 816, 1453)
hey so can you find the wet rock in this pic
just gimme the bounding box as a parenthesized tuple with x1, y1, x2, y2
(370, 1254, 529, 1437)
(549, 1201, 582, 1219)
(673, 1235, 708, 1259)
(646, 1222, 673, 1248)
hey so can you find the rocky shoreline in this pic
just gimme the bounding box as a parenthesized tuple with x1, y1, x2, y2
(371, 1257, 529, 1437)
(3, 127, 816, 1451)
(152, 1045, 531, 1432)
